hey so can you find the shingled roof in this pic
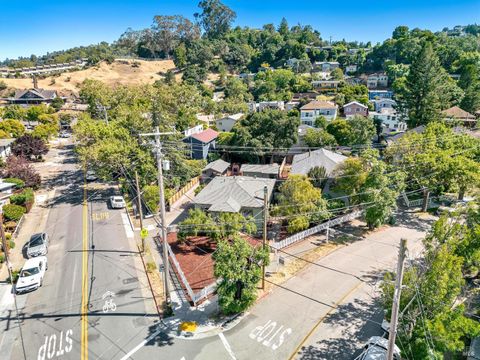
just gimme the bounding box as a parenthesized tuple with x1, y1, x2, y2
(300, 100, 337, 110)
(14, 88, 57, 100)
(203, 159, 230, 174)
(194, 176, 276, 213)
(442, 106, 476, 121)
(190, 128, 219, 143)
(290, 148, 347, 176)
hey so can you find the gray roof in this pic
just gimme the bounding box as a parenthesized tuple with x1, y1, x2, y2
(388, 125, 426, 143)
(291, 149, 347, 176)
(14, 88, 57, 100)
(241, 164, 279, 176)
(203, 159, 230, 174)
(468, 337, 480, 359)
(194, 176, 276, 213)
(0, 138, 15, 147)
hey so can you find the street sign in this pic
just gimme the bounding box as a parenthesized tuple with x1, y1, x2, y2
(140, 228, 148, 239)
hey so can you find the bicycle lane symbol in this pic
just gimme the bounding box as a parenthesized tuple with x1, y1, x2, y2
(102, 291, 117, 313)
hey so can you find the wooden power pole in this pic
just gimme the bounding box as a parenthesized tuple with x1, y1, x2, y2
(387, 238, 407, 360)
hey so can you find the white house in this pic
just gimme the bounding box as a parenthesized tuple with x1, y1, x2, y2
(300, 100, 338, 125)
(367, 73, 388, 89)
(369, 108, 407, 133)
(311, 80, 340, 92)
(372, 98, 397, 112)
(258, 101, 285, 112)
(313, 61, 340, 72)
(345, 64, 358, 74)
(215, 113, 244, 132)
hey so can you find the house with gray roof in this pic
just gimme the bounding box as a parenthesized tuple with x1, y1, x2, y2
(240, 164, 280, 179)
(290, 148, 347, 177)
(194, 176, 275, 224)
(201, 159, 230, 182)
(10, 88, 58, 105)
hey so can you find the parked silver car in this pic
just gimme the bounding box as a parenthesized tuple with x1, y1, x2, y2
(27, 233, 49, 258)
(109, 196, 126, 209)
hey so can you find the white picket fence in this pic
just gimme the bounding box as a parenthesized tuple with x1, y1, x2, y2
(165, 239, 217, 306)
(272, 210, 363, 250)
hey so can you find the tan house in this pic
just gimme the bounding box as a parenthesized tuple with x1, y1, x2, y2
(442, 106, 476, 127)
(300, 100, 338, 125)
(343, 101, 368, 118)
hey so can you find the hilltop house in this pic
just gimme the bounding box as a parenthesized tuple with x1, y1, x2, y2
(183, 128, 218, 160)
(343, 101, 368, 118)
(201, 159, 230, 182)
(367, 73, 388, 89)
(442, 106, 476, 127)
(290, 148, 347, 177)
(312, 80, 340, 92)
(215, 113, 244, 132)
(10, 88, 58, 105)
(300, 100, 338, 125)
(193, 176, 275, 224)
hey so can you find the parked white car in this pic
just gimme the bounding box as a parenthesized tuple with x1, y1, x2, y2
(27, 232, 49, 258)
(16, 256, 48, 294)
(110, 196, 126, 209)
(358, 336, 401, 360)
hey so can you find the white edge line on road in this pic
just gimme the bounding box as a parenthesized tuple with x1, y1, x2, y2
(118, 326, 163, 360)
(218, 333, 237, 360)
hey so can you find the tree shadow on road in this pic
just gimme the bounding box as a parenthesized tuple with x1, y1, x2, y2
(145, 322, 175, 347)
(296, 269, 387, 360)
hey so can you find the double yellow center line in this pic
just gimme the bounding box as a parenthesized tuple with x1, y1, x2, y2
(81, 170, 89, 360)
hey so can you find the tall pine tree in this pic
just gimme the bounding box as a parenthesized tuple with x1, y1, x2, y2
(405, 42, 445, 128)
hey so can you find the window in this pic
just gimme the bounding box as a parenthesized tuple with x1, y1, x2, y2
(326, 111, 330, 115)
(356, 108, 360, 112)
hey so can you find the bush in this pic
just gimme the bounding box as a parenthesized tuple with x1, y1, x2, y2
(7, 269, 20, 284)
(146, 262, 156, 273)
(8, 240, 15, 249)
(3, 177, 25, 189)
(10, 188, 34, 206)
(0, 254, 4, 263)
(3, 204, 26, 222)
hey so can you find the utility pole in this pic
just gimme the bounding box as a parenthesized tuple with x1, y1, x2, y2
(139, 127, 175, 308)
(135, 170, 145, 252)
(262, 185, 268, 290)
(387, 238, 407, 360)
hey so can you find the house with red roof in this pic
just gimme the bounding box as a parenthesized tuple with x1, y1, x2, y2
(183, 128, 219, 160)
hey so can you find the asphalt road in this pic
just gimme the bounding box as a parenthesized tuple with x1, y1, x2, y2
(3, 144, 158, 360)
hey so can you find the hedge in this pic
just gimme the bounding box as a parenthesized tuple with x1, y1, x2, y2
(3, 178, 25, 189)
(10, 188, 34, 206)
(3, 204, 26, 222)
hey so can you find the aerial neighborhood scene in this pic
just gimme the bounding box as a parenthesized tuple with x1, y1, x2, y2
(1, 0, 480, 359)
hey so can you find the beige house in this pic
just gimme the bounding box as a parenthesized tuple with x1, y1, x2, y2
(300, 100, 338, 125)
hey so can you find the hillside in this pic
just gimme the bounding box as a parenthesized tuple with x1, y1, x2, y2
(1, 59, 176, 95)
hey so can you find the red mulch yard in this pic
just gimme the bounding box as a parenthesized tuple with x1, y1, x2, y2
(167, 233, 262, 302)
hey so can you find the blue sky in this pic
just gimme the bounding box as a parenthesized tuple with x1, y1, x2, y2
(1, 0, 479, 60)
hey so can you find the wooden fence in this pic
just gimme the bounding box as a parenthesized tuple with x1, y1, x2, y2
(272, 210, 363, 250)
(167, 176, 200, 209)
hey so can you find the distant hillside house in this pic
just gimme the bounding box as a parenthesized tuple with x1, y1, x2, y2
(313, 61, 340, 72)
(201, 159, 230, 182)
(343, 101, 368, 118)
(372, 98, 396, 112)
(369, 108, 407, 133)
(10, 88, 58, 105)
(215, 113, 244, 132)
(193, 176, 275, 222)
(367, 73, 388, 89)
(183, 128, 218, 160)
(312, 80, 340, 92)
(258, 101, 285, 112)
(345, 65, 358, 74)
(442, 106, 476, 127)
(300, 100, 338, 125)
(290, 148, 347, 177)
(240, 163, 280, 179)
(368, 90, 394, 101)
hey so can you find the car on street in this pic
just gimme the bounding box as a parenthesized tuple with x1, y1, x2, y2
(27, 233, 49, 258)
(16, 256, 48, 294)
(110, 196, 126, 209)
(59, 131, 71, 138)
(357, 336, 401, 360)
(86, 170, 98, 182)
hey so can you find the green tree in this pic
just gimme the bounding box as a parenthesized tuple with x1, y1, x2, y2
(308, 166, 327, 189)
(2, 105, 26, 120)
(274, 175, 330, 234)
(334, 157, 369, 204)
(303, 128, 337, 148)
(326, 119, 351, 146)
(174, 43, 188, 68)
(195, 0, 237, 39)
(348, 115, 376, 146)
(142, 185, 159, 214)
(404, 42, 448, 127)
(0, 119, 25, 138)
(214, 236, 269, 314)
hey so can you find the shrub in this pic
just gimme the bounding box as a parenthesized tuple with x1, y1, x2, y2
(146, 262, 156, 273)
(8, 240, 15, 249)
(0, 254, 4, 263)
(7, 269, 20, 284)
(3, 177, 25, 189)
(10, 188, 34, 206)
(3, 204, 26, 222)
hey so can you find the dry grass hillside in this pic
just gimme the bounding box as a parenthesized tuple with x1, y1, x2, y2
(2, 59, 176, 96)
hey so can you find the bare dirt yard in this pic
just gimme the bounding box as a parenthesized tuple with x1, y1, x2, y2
(2, 59, 176, 96)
